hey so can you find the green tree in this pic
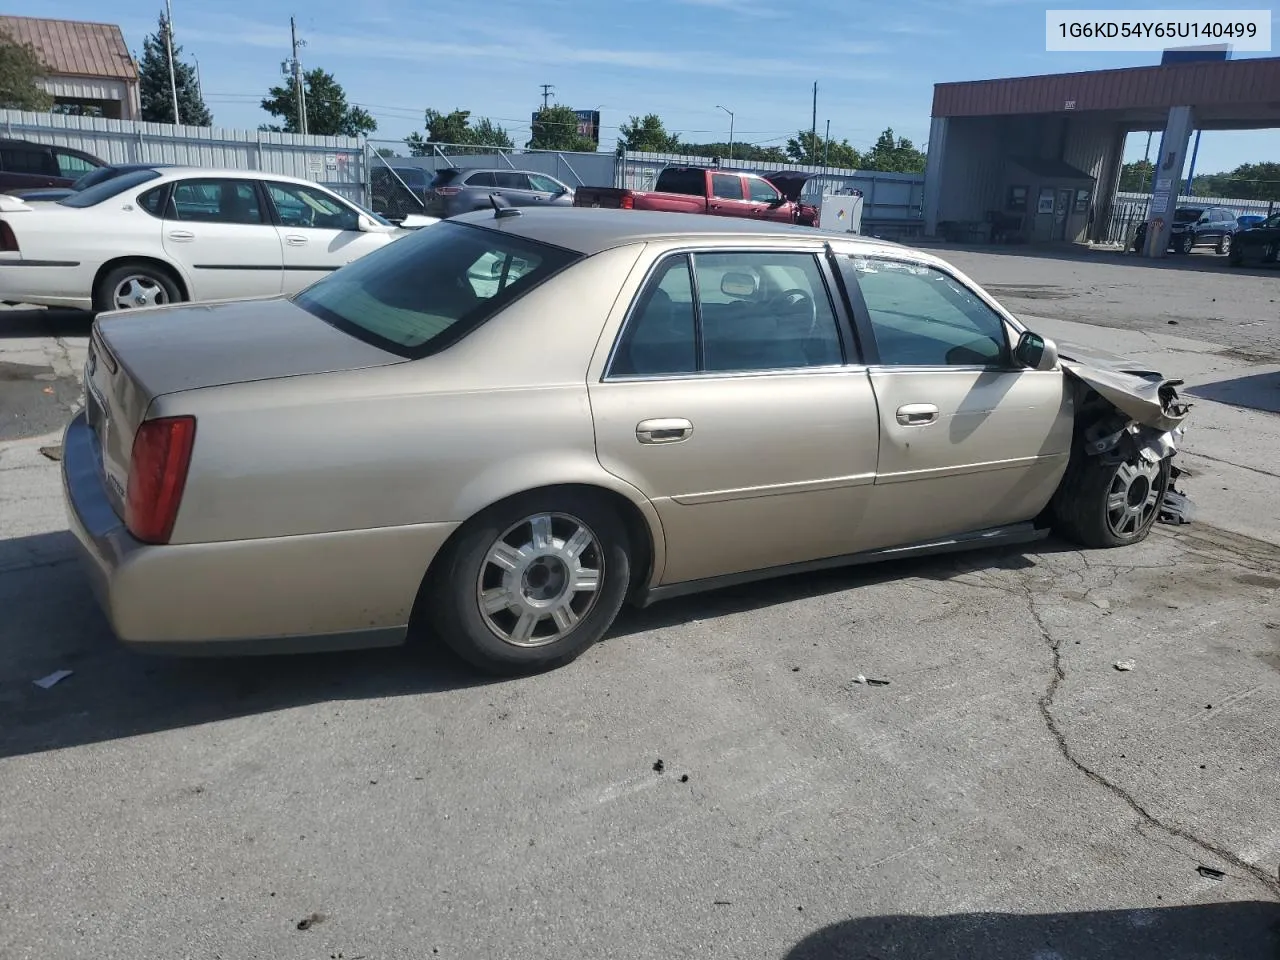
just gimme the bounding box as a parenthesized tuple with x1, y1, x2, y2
(679, 141, 788, 163)
(1190, 162, 1280, 202)
(528, 104, 596, 152)
(261, 68, 376, 137)
(1118, 159, 1155, 192)
(0, 28, 54, 111)
(617, 113, 681, 153)
(786, 130, 862, 169)
(138, 14, 211, 125)
(404, 108, 514, 155)
(862, 127, 926, 173)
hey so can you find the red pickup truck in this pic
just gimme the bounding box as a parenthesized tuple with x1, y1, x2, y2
(574, 166, 819, 226)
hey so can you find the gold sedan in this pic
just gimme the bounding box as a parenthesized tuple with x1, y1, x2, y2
(61, 207, 1191, 674)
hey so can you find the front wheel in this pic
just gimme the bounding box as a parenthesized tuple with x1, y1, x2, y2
(1175, 234, 1192, 254)
(425, 492, 632, 675)
(1053, 453, 1171, 549)
(1216, 234, 1231, 255)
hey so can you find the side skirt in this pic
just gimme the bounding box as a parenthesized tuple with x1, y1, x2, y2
(637, 523, 1050, 607)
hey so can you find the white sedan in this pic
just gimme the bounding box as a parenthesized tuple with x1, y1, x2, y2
(0, 166, 436, 312)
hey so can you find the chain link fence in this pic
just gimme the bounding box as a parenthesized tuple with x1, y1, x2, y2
(1100, 191, 1276, 248)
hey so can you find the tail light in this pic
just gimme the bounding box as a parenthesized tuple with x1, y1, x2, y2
(0, 220, 18, 253)
(620, 194, 634, 210)
(436, 186, 462, 196)
(125, 416, 197, 545)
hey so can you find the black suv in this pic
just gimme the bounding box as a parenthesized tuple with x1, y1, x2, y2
(0, 139, 106, 193)
(1132, 205, 1240, 255)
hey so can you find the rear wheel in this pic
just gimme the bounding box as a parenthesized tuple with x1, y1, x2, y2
(93, 263, 182, 314)
(1053, 451, 1170, 549)
(425, 492, 632, 675)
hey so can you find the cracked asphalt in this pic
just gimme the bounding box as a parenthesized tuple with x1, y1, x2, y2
(2, 253, 1279, 959)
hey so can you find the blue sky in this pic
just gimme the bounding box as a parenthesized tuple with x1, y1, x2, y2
(21, 0, 1280, 172)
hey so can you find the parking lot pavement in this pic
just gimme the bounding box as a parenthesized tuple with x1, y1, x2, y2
(2, 266, 1279, 958)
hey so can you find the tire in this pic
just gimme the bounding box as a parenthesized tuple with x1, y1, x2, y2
(1216, 233, 1231, 255)
(1175, 234, 1192, 255)
(93, 262, 182, 314)
(1229, 244, 1244, 266)
(1265, 243, 1279, 265)
(425, 491, 632, 675)
(1052, 449, 1171, 549)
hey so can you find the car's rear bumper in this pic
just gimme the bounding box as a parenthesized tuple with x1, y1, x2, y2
(61, 410, 459, 656)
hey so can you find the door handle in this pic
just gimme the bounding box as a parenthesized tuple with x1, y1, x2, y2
(636, 418, 693, 444)
(896, 403, 939, 426)
(167, 230, 194, 242)
(284, 234, 308, 245)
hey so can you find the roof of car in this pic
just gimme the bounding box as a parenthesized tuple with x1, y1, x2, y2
(451, 207, 898, 255)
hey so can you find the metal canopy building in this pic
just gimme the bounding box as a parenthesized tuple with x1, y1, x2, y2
(0, 15, 140, 121)
(924, 56, 1280, 255)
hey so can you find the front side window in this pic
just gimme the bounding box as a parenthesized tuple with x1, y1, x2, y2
(747, 177, 779, 203)
(169, 178, 265, 224)
(528, 173, 564, 194)
(711, 174, 743, 201)
(294, 220, 583, 358)
(54, 150, 99, 177)
(266, 181, 358, 231)
(849, 257, 1009, 367)
(610, 251, 844, 378)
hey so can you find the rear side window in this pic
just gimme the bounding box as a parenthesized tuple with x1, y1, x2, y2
(0, 147, 56, 176)
(464, 171, 497, 187)
(138, 185, 168, 217)
(655, 168, 705, 195)
(58, 168, 163, 207)
(494, 172, 530, 190)
(711, 174, 743, 200)
(294, 221, 583, 358)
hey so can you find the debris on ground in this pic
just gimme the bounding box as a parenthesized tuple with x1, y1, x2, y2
(38, 445, 62, 461)
(296, 912, 327, 930)
(33, 669, 73, 689)
(1196, 866, 1225, 881)
(680, 774, 689, 783)
(652, 759, 664, 774)
(1114, 659, 1136, 672)
(853, 674, 891, 686)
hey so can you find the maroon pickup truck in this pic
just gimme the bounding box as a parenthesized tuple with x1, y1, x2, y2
(574, 166, 819, 226)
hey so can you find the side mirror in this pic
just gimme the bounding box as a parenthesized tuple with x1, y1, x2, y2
(1014, 330, 1058, 371)
(357, 215, 374, 233)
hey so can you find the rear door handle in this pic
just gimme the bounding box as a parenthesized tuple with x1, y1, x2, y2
(636, 418, 693, 444)
(284, 234, 308, 245)
(167, 230, 194, 242)
(896, 403, 939, 426)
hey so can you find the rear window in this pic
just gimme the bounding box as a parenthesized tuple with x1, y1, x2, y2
(294, 221, 584, 358)
(430, 169, 463, 187)
(58, 169, 163, 207)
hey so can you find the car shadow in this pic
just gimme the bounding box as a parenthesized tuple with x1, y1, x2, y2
(919, 241, 1279, 277)
(0, 306, 94, 338)
(0, 528, 1076, 761)
(1185, 370, 1280, 415)
(784, 901, 1280, 959)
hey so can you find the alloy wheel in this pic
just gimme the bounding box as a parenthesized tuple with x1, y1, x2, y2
(476, 512, 604, 647)
(1104, 458, 1163, 539)
(112, 275, 170, 310)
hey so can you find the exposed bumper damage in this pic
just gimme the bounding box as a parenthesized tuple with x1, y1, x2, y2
(1057, 345, 1195, 526)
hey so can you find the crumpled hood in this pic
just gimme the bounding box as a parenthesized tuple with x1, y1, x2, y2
(1054, 338, 1190, 433)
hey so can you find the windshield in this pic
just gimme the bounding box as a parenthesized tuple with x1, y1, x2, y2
(1173, 208, 1203, 223)
(58, 169, 163, 208)
(1258, 213, 1280, 229)
(294, 220, 583, 358)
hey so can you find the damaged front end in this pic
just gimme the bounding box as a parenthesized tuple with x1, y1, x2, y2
(1059, 353, 1196, 526)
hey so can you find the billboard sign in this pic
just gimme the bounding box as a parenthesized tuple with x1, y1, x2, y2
(531, 109, 601, 144)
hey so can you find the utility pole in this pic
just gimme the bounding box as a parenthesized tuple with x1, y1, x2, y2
(823, 118, 830, 172)
(540, 84, 555, 110)
(810, 81, 818, 162)
(290, 16, 308, 135)
(163, 0, 180, 125)
(716, 105, 734, 161)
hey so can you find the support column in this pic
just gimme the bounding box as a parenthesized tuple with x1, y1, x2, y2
(923, 116, 948, 237)
(1144, 105, 1195, 258)
(1092, 124, 1127, 244)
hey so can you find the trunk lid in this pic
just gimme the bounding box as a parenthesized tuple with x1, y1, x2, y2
(572, 186, 633, 209)
(84, 296, 405, 517)
(762, 171, 816, 203)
